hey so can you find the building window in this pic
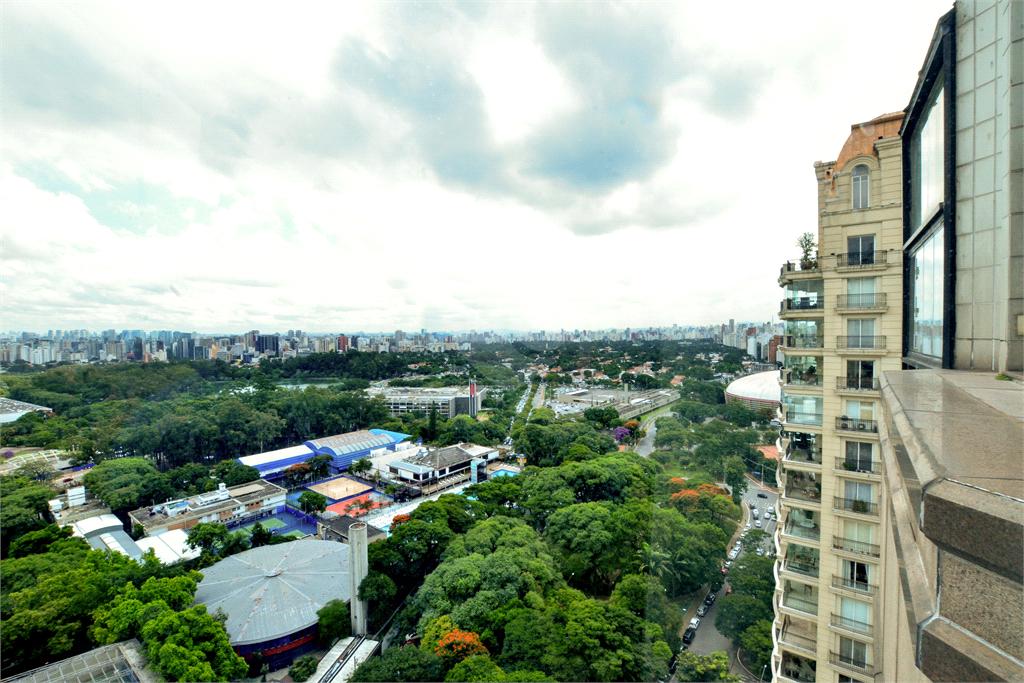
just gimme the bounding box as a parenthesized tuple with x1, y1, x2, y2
(844, 441, 873, 470)
(839, 635, 869, 667)
(911, 85, 945, 231)
(851, 165, 870, 210)
(846, 235, 875, 265)
(910, 226, 944, 358)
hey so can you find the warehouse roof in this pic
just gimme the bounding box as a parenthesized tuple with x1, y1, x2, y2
(725, 371, 781, 404)
(238, 444, 316, 469)
(305, 429, 408, 457)
(193, 540, 351, 646)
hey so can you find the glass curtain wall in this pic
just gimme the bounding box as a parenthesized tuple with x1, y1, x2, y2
(783, 394, 822, 426)
(910, 226, 944, 358)
(784, 355, 820, 386)
(784, 280, 824, 310)
(785, 319, 824, 348)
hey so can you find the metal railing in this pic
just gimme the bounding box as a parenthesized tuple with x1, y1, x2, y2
(837, 250, 888, 268)
(782, 559, 820, 578)
(784, 442, 823, 464)
(782, 593, 819, 615)
(837, 292, 887, 309)
(837, 335, 886, 349)
(786, 370, 823, 386)
(830, 614, 874, 636)
(831, 575, 878, 596)
(786, 411, 824, 427)
(782, 260, 821, 275)
(836, 458, 881, 475)
(778, 628, 817, 653)
(784, 334, 824, 349)
(829, 651, 874, 674)
(835, 416, 878, 433)
(784, 487, 822, 504)
(781, 298, 825, 312)
(783, 523, 821, 542)
(834, 497, 879, 516)
(833, 536, 881, 557)
(837, 376, 879, 391)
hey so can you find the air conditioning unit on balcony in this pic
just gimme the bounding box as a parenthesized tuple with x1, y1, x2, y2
(857, 422, 867, 431)
(839, 416, 852, 429)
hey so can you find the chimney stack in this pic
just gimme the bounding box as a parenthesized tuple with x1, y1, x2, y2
(349, 523, 369, 635)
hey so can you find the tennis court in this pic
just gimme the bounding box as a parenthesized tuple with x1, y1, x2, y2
(238, 517, 287, 534)
(307, 476, 374, 502)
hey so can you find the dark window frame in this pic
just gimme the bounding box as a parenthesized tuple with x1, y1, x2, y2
(900, 9, 956, 369)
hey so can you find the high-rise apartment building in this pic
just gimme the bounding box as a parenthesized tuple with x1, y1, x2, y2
(774, 110, 905, 683)
(774, 5, 1022, 682)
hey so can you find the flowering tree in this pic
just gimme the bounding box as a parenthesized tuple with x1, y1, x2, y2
(389, 514, 411, 532)
(667, 477, 688, 492)
(669, 489, 700, 515)
(435, 629, 488, 667)
(624, 420, 641, 437)
(283, 462, 312, 488)
(695, 483, 729, 498)
(613, 426, 630, 443)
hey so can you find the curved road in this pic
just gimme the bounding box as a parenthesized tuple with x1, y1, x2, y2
(635, 420, 657, 457)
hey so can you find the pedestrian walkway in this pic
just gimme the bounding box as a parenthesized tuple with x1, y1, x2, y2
(361, 480, 474, 534)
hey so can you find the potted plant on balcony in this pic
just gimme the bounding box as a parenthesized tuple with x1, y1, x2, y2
(842, 461, 856, 471)
(851, 499, 869, 513)
(797, 232, 818, 270)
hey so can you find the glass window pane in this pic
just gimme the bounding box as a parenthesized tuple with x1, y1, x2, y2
(913, 85, 945, 229)
(911, 227, 944, 358)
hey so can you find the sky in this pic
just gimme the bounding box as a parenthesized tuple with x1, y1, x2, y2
(2, 1, 954, 334)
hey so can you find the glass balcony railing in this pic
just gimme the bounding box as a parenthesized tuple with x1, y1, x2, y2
(783, 522, 821, 542)
(830, 614, 874, 637)
(834, 497, 879, 516)
(837, 292, 887, 309)
(835, 458, 881, 475)
(833, 536, 881, 557)
(829, 651, 874, 674)
(835, 416, 878, 433)
(781, 298, 825, 312)
(837, 250, 887, 268)
(786, 411, 823, 427)
(785, 335, 824, 349)
(837, 335, 886, 350)
(778, 628, 817, 654)
(782, 559, 820, 579)
(784, 443, 823, 464)
(782, 593, 819, 616)
(831, 575, 878, 596)
(784, 486, 822, 503)
(837, 376, 879, 391)
(779, 657, 817, 683)
(786, 370, 822, 387)
(781, 260, 820, 275)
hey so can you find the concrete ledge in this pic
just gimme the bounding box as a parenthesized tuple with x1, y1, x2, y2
(921, 618, 1024, 683)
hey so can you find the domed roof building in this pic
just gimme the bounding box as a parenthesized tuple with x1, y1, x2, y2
(724, 371, 781, 412)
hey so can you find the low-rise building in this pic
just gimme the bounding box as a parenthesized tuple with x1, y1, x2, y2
(128, 479, 287, 537)
(388, 442, 497, 485)
(373, 384, 486, 418)
(317, 514, 387, 544)
(48, 486, 111, 526)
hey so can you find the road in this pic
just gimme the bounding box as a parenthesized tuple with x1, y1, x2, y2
(678, 482, 778, 682)
(533, 383, 545, 409)
(635, 420, 657, 457)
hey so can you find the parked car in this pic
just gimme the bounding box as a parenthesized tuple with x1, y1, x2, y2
(756, 547, 765, 556)
(755, 519, 762, 528)
(697, 603, 708, 617)
(689, 617, 701, 630)
(764, 512, 772, 522)
(757, 492, 768, 498)
(728, 549, 739, 560)
(744, 523, 751, 531)
(725, 560, 733, 569)
(682, 628, 696, 645)
(767, 506, 775, 515)
(704, 592, 717, 606)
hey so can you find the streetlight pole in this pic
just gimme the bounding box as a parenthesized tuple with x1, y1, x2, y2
(759, 663, 767, 682)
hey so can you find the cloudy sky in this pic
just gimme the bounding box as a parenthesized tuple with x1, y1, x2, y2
(3, 1, 952, 334)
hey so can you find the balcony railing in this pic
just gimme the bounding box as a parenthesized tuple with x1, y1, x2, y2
(781, 260, 821, 275)
(837, 292, 887, 309)
(835, 458, 881, 475)
(786, 370, 823, 387)
(781, 298, 825, 312)
(784, 442, 823, 464)
(835, 416, 878, 433)
(834, 497, 879, 516)
(830, 614, 874, 637)
(837, 250, 887, 268)
(782, 593, 819, 616)
(782, 559, 820, 579)
(778, 628, 817, 654)
(831, 575, 879, 596)
(837, 376, 879, 391)
(829, 651, 874, 674)
(784, 486, 822, 504)
(786, 411, 824, 427)
(784, 334, 824, 349)
(778, 660, 817, 683)
(783, 522, 821, 542)
(837, 335, 886, 350)
(833, 536, 881, 557)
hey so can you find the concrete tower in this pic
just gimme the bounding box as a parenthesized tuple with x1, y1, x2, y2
(349, 522, 369, 636)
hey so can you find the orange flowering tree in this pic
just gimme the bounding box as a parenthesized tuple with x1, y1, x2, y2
(435, 629, 488, 667)
(389, 514, 411, 532)
(695, 483, 729, 498)
(669, 489, 700, 515)
(667, 477, 688, 492)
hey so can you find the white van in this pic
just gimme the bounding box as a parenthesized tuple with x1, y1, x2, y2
(752, 508, 760, 520)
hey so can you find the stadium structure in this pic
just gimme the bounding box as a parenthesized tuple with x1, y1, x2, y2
(724, 370, 782, 412)
(236, 428, 410, 481)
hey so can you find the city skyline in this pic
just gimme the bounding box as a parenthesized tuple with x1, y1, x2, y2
(3, 1, 951, 332)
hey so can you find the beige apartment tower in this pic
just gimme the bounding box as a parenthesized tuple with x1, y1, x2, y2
(774, 111, 906, 683)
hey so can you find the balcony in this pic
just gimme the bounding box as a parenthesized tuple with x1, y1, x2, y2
(837, 292, 887, 310)
(834, 497, 879, 516)
(784, 335, 824, 350)
(781, 592, 819, 616)
(830, 614, 874, 638)
(835, 416, 878, 433)
(836, 335, 886, 350)
(781, 260, 821, 276)
(829, 651, 875, 675)
(778, 656, 817, 683)
(784, 486, 822, 505)
(835, 458, 882, 476)
(781, 298, 825, 314)
(782, 558, 820, 579)
(783, 442, 823, 465)
(837, 376, 880, 391)
(778, 628, 817, 656)
(782, 522, 821, 543)
(833, 535, 881, 557)
(785, 370, 823, 387)
(785, 411, 824, 427)
(837, 250, 888, 269)
(831, 575, 879, 596)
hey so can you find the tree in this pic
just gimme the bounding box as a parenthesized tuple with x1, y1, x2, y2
(140, 604, 248, 682)
(796, 231, 817, 267)
(7, 523, 74, 558)
(349, 644, 445, 682)
(349, 457, 373, 475)
(435, 630, 489, 667)
(739, 619, 773, 673)
(317, 599, 351, 645)
(725, 456, 748, 505)
(185, 522, 228, 553)
(213, 460, 259, 487)
(306, 454, 333, 480)
(82, 458, 173, 513)
(714, 594, 773, 641)
(297, 490, 328, 515)
(289, 654, 320, 682)
(674, 651, 740, 682)
(284, 462, 313, 488)
(249, 521, 274, 547)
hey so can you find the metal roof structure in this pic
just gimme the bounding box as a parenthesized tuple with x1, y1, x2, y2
(0, 640, 150, 683)
(194, 540, 351, 646)
(238, 445, 316, 470)
(305, 429, 406, 457)
(725, 371, 782, 404)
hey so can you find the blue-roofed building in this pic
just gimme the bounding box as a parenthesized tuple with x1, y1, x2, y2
(238, 429, 409, 481)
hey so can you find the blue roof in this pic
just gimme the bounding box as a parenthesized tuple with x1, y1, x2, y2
(370, 428, 412, 443)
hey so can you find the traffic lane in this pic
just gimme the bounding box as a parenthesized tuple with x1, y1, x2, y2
(635, 421, 657, 457)
(685, 583, 732, 659)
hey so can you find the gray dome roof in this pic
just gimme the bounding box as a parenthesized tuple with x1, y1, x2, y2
(725, 371, 781, 403)
(194, 540, 350, 645)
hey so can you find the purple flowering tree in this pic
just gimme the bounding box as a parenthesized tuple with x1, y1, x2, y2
(613, 426, 630, 443)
